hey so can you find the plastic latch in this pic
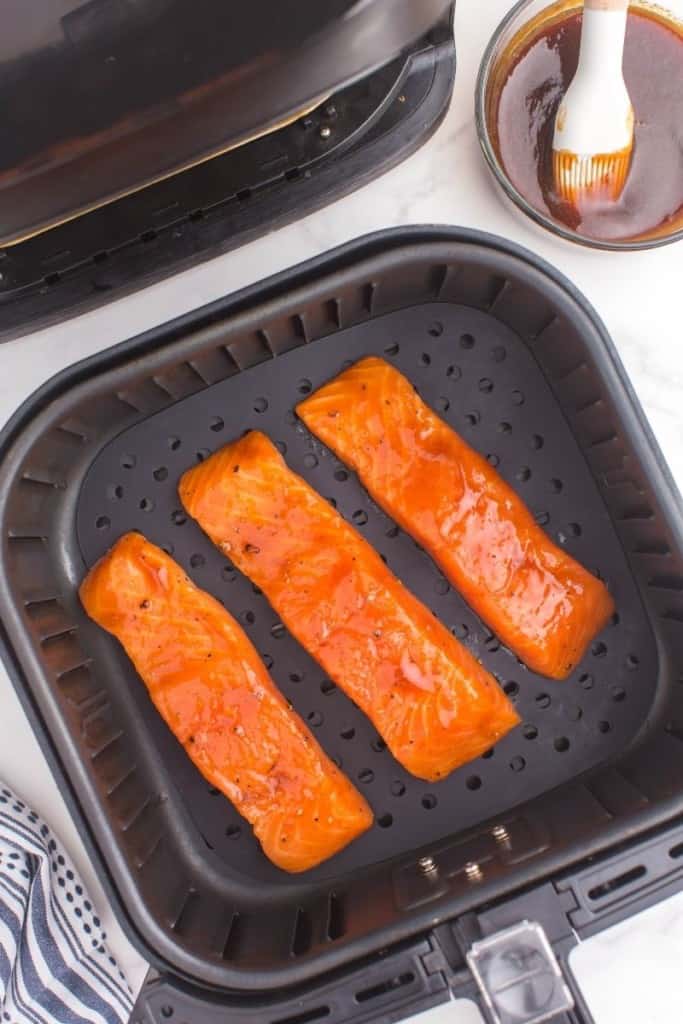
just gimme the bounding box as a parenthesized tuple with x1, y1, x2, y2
(465, 920, 575, 1024)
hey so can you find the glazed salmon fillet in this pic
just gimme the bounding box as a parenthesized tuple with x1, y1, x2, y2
(79, 533, 372, 873)
(297, 356, 615, 680)
(179, 432, 519, 782)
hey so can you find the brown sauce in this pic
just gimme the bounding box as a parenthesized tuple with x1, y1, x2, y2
(489, 4, 683, 243)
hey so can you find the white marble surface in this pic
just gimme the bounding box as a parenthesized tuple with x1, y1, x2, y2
(0, 1, 682, 1021)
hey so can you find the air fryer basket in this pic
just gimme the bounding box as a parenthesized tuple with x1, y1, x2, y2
(0, 228, 682, 1001)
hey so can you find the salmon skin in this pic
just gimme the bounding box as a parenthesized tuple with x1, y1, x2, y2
(180, 432, 519, 782)
(79, 533, 372, 873)
(297, 356, 615, 680)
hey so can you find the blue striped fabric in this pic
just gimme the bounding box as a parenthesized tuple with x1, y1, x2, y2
(0, 782, 133, 1024)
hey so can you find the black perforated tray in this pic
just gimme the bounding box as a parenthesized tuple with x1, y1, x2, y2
(0, 228, 682, 998)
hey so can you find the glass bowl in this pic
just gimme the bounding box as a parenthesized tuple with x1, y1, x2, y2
(475, 0, 683, 251)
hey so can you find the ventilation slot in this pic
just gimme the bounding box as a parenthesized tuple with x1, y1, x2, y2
(291, 908, 313, 957)
(588, 865, 646, 902)
(648, 575, 683, 592)
(326, 892, 346, 941)
(326, 298, 342, 329)
(272, 1007, 329, 1024)
(221, 913, 243, 961)
(429, 263, 448, 298)
(356, 971, 415, 1004)
(669, 842, 683, 860)
(169, 888, 199, 935)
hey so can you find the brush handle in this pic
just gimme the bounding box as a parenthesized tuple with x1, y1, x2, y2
(577, 0, 629, 78)
(585, 0, 629, 10)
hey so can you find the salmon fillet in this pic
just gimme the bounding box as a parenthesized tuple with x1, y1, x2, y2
(179, 432, 519, 782)
(79, 533, 372, 873)
(297, 356, 615, 680)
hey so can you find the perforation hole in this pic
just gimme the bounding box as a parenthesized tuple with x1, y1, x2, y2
(371, 736, 387, 753)
(550, 478, 563, 493)
(384, 343, 399, 356)
(536, 693, 551, 709)
(516, 467, 531, 482)
(512, 389, 525, 405)
(481, 748, 495, 760)
(209, 417, 224, 433)
(466, 775, 482, 791)
(465, 411, 480, 427)
(153, 467, 168, 482)
(592, 642, 608, 658)
(434, 578, 449, 596)
(253, 398, 268, 414)
(262, 654, 273, 669)
(391, 780, 406, 797)
(242, 611, 255, 626)
(303, 453, 318, 470)
(498, 421, 512, 434)
(420, 353, 431, 367)
(95, 515, 110, 530)
(452, 623, 469, 640)
(504, 681, 519, 699)
(535, 511, 550, 526)
(271, 622, 286, 640)
(320, 680, 336, 696)
(276, 440, 288, 455)
(626, 654, 639, 670)
(190, 553, 205, 569)
(446, 365, 461, 380)
(487, 454, 500, 468)
(168, 436, 181, 451)
(386, 525, 399, 539)
(460, 333, 475, 349)
(107, 484, 124, 500)
(611, 686, 626, 702)
(566, 705, 583, 722)
(568, 522, 582, 537)
(479, 378, 494, 394)
(226, 825, 241, 840)
(428, 321, 443, 337)
(554, 736, 570, 752)
(298, 379, 312, 395)
(598, 720, 612, 734)
(120, 453, 136, 469)
(422, 794, 437, 810)
(523, 724, 538, 740)
(334, 469, 349, 482)
(485, 635, 500, 653)
(611, 612, 620, 627)
(340, 726, 355, 741)
(352, 510, 368, 527)
(531, 434, 544, 450)
(436, 397, 450, 413)
(307, 711, 323, 727)
(196, 449, 211, 462)
(139, 497, 154, 512)
(510, 756, 526, 772)
(378, 814, 393, 829)
(172, 510, 187, 526)
(221, 565, 236, 583)
(358, 770, 374, 785)
(579, 673, 594, 690)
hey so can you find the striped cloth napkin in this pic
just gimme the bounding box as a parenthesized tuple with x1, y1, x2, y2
(0, 782, 133, 1024)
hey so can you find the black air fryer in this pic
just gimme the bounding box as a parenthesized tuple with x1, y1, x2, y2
(1, 6, 683, 1024)
(0, 0, 454, 341)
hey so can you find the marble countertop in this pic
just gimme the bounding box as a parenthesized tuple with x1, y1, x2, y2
(1, 2, 682, 1021)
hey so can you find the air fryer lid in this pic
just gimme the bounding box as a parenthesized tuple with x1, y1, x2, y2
(0, 0, 451, 245)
